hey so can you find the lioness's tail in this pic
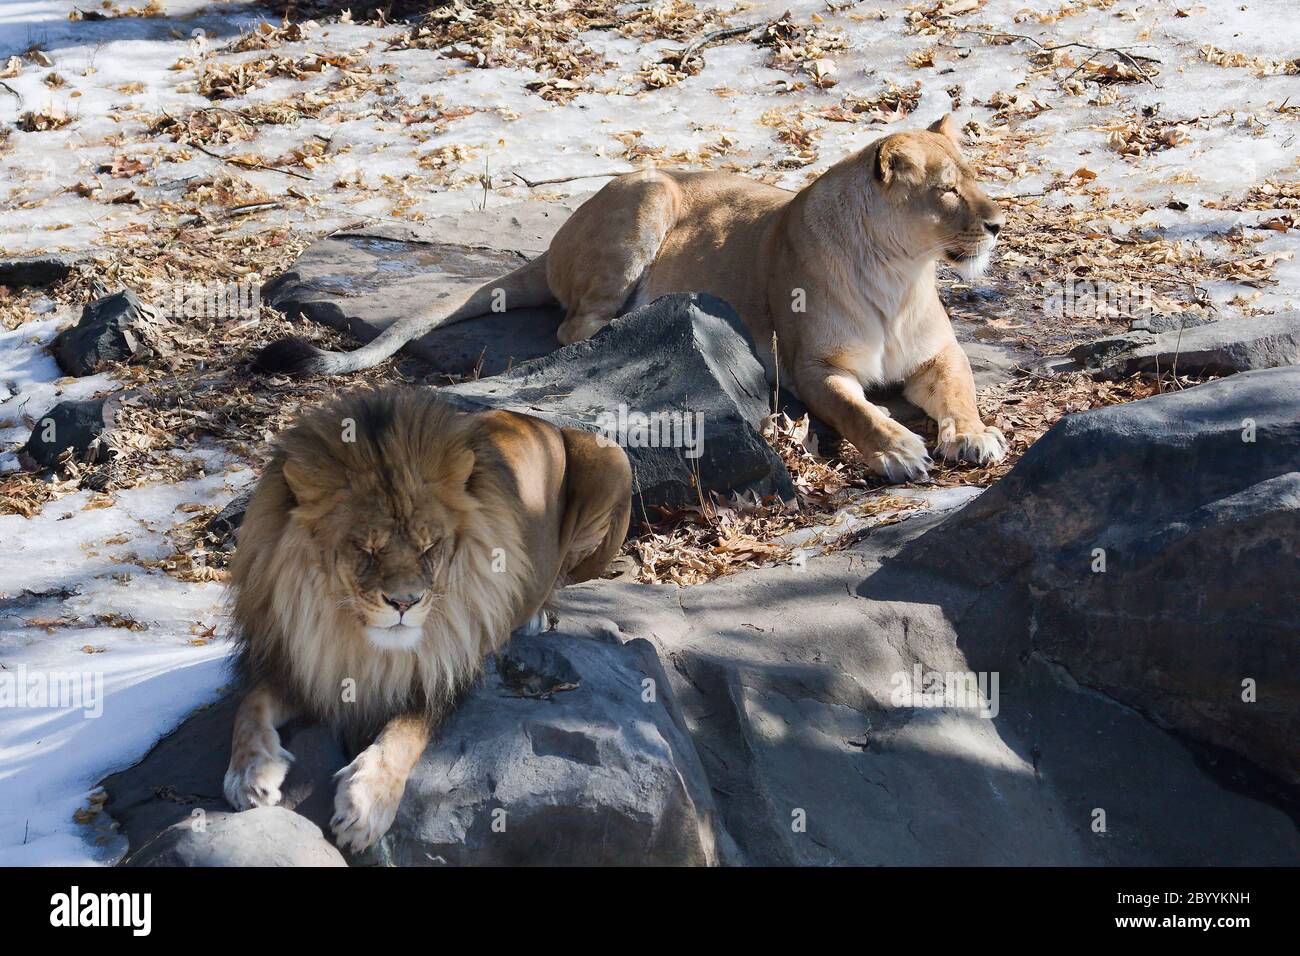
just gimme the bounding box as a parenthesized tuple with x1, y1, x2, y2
(257, 253, 553, 376)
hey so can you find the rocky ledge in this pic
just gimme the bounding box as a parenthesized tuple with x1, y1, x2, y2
(103, 367, 1300, 865)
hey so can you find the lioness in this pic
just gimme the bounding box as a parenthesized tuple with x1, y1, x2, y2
(223, 387, 631, 852)
(261, 115, 1007, 481)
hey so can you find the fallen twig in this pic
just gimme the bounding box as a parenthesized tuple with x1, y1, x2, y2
(188, 142, 314, 181)
(666, 20, 772, 73)
(511, 169, 628, 188)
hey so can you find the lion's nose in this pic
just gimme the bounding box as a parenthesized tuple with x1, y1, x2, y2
(984, 220, 1002, 237)
(383, 592, 424, 614)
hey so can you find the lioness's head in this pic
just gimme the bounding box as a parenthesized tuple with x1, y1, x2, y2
(870, 114, 1004, 278)
(270, 389, 481, 652)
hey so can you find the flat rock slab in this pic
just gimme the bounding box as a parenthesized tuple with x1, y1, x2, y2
(261, 201, 579, 379)
(0, 253, 84, 289)
(105, 631, 720, 867)
(1070, 312, 1300, 377)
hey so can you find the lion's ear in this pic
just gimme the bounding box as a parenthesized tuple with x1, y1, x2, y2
(442, 447, 475, 489)
(927, 113, 962, 147)
(875, 137, 924, 186)
(280, 457, 339, 518)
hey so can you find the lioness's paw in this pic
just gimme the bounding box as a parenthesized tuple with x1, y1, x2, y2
(223, 741, 293, 811)
(864, 427, 931, 483)
(556, 316, 606, 345)
(935, 425, 1008, 465)
(331, 748, 404, 854)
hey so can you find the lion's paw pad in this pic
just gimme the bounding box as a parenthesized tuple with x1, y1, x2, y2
(223, 743, 293, 811)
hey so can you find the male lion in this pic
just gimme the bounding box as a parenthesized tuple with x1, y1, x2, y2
(260, 114, 1007, 482)
(222, 387, 631, 852)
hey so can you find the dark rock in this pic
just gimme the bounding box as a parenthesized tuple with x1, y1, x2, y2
(21, 395, 117, 468)
(0, 253, 83, 289)
(127, 807, 347, 867)
(440, 293, 795, 512)
(103, 631, 721, 866)
(52, 289, 157, 376)
(206, 489, 252, 546)
(1070, 312, 1300, 377)
(900, 366, 1300, 789)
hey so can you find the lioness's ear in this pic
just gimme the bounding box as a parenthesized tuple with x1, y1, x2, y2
(927, 113, 962, 148)
(875, 137, 924, 186)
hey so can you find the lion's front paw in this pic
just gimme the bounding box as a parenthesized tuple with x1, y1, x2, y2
(935, 424, 1009, 465)
(223, 738, 293, 811)
(864, 425, 932, 483)
(331, 747, 405, 854)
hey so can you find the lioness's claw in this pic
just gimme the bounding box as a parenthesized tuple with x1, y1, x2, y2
(866, 428, 931, 483)
(331, 748, 403, 854)
(223, 742, 293, 811)
(936, 426, 1008, 465)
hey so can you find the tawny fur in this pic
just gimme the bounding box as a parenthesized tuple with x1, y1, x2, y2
(223, 387, 631, 852)
(259, 116, 1010, 482)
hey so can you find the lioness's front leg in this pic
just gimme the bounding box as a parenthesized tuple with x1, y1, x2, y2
(331, 713, 430, 853)
(224, 682, 297, 810)
(903, 339, 1008, 465)
(796, 361, 931, 482)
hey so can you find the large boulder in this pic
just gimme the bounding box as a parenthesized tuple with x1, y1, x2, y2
(104, 631, 721, 866)
(899, 366, 1300, 789)
(1070, 312, 1300, 378)
(440, 293, 795, 511)
(560, 496, 1299, 865)
(372, 631, 719, 866)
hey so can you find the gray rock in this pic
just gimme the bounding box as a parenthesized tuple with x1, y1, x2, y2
(1129, 311, 1216, 334)
(900, 366, 1300, 789)
(440, 293, 795, 512)
(127, 807, 347, 867)
(561, 506, 1299, 865)
(53, 288, 157, 376)
(21, 395, 117, 468)
(0, 253, 83, 289)
(1070, 312, 1300, 377)
(103, 631, 721, 866)
(366, 632, 719, 866)
(260, 203, 579, 379)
